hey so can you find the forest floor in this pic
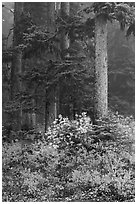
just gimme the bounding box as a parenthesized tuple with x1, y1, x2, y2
(2, 112, 135, 202)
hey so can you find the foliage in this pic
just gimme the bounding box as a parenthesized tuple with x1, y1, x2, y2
(2, 2, 134, 122)
(2, 5, 95, 119)
(2, 112, 135, 201)
(83, 2, 135, 35)
(2, 3, 135, 200)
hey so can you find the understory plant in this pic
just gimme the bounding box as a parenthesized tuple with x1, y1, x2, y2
(2, 112, 135, 202)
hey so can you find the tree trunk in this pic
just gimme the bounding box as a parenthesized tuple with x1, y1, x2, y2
(24, 3, 58, 131)
(24, 3, 55, 130)
(69, 3, 80, 120)
(60, 2, 70, 59)
(93, 15, 108, 122)
(59, 3, 70, 118)
(44, 2, 59, 131)
(47, 2, 58, 127)
(11, 2, 24, 130)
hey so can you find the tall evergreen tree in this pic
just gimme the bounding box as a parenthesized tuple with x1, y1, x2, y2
(94, 14, 108, 121)
(60, 2, 70, 59)
(23, 2, 57, 130)
(11, 2, 24, 130)
(84, 2, 135, 122)
(46, 2, 58, 129)
(59, 2, 70, 117)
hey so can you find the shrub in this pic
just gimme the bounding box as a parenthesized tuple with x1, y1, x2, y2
(2, 112, 135, 201)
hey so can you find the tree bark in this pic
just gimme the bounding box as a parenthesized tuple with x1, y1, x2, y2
(59, 2, 71, 118)
(24, 3, 56, 130)
(93, 15, 108, 122)
(44, 2, 59, 131)
(60, 2, 70, 59)
(11, 2, 24, 130)
(24, 3, 58, 131)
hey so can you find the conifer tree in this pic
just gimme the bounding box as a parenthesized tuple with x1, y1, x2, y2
(11, 2, 24, 130)
(84, 2, 135, 122)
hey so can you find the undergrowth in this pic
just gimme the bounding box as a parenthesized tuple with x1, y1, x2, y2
(2, 112, 135, 202)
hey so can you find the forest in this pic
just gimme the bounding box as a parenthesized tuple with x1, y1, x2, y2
(2, 2, 135, 202)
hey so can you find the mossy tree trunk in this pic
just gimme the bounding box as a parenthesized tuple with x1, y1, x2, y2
(93, 15, 108, 123)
